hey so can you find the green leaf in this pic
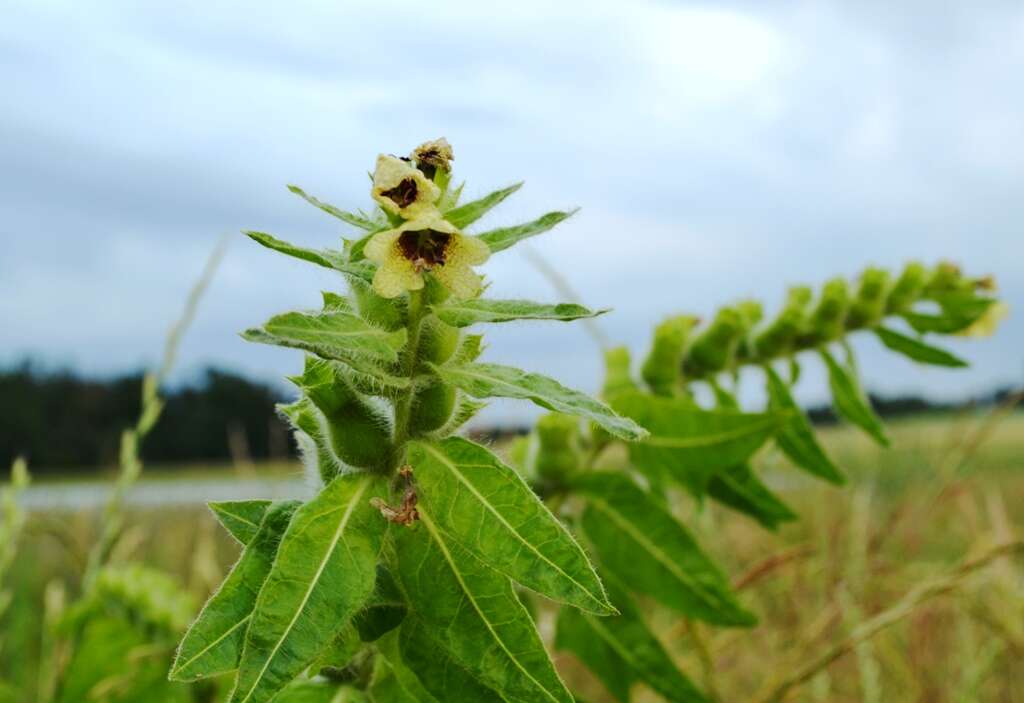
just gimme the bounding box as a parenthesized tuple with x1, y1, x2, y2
(576, 472, 755, 627)
(373, 629, 442, 702)
(352, 566, 407, 643)
(230, 473, 388, 703)
(903, 292, 995, 334)
(287, 184, 380, 231)
(322, 291, 354, 313)
(556, 576, 710, 703)
(260, 311, 407, 363)
(764, 366, 845, 485)
(820, 348, 890, 447)
(707, 464, 797, 530)
(433, 362, 647, 441)
(393, 506, 573, 703)
(409, 438, 613, 615)
(278, 398, 343, 485)
(873, 326, 968, 368)
(244, 231, 373, 281)
(444, 182, 522, 228)
(399, 617, 499, 702)
(611, 391, 783, 495)
(248, 327, 411, 391)
(274, 680, 366, 703)
(171, 501, 299, 681)
(477, 209, 578, 254)
(433, 299, 607, 328)
(209, 500, 272, 546)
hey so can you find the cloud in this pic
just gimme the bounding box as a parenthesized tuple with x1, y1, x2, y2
(2, 0, 1021, 426)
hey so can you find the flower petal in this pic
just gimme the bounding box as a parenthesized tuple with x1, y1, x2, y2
(371, 155, 440, 219)
(373, 256, 424, 298)
(447, 233, 490, 267)
(433, 263, 482, 300)
(364, 230, 401, 265)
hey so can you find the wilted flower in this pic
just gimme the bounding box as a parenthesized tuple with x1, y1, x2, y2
(364, 214, 489, 299)
(371, 154, 440, 219)
(412, 137, 454, 179)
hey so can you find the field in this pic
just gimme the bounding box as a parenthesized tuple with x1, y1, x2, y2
(3, 411, 1023, 702)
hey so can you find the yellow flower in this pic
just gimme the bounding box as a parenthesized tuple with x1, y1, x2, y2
(364, 214, 490, 299)
(371, 154, 440, 219)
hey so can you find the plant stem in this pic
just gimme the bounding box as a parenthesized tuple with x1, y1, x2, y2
(390, 288, 427, 473)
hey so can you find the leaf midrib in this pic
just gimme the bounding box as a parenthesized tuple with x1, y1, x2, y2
(641, 416, 779, 449)
(235, 477, 370, 703)
(173, 613, 252, 678)
(588, 498, 732, 612)
(418, 443, 606, 613)
(418, 507, 566, 703)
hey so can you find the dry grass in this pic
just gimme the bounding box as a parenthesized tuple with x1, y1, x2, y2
(3, 412, 1023, 702)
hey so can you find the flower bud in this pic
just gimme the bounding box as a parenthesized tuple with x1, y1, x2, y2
(641, 315, 698, 396)
(847, 267, 891, 328)
(412, 138, 454, 181)
(602, 346, 636, 398)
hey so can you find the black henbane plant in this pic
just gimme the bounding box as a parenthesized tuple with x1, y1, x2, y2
(168, 138, 1004, 703)
(170, 139, 646, 703)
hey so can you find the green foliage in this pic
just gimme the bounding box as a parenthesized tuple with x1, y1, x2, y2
(156, 141, 1003, 702)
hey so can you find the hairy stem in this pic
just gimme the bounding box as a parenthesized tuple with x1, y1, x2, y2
(390, 288, 427, 473)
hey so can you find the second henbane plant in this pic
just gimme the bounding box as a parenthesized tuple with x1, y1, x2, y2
(170, 139, 646, 702)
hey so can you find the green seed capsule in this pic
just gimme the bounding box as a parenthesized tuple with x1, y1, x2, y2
(302, 371, 392, 470)
(754, 286, 812, 359)
(847, 267, 891, 328)
(686, 307, 745, 375)
(886, 261, 926, 313)
(809, 277, 849, 341)
(535, 413, 580, 483)
(602, 346, 636, 398)
(419, 316, 460, 364)
(924, 261, 973, 295)
(352, 278, 406, 331)
(641, 315, 697, 396)
(409, 380, 457, 435)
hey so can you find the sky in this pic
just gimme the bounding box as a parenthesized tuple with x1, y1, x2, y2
(2, 0, 1022, 424)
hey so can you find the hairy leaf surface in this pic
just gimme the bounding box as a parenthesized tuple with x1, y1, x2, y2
(873, 326, 968, 367)
(171, 501, 299, 681)
(477, 210, 578, 254)
(393, 507, 573, 703)
(611, 391, 782, 495)
(410, 437, 613, 614)
(576, 472, 755, 627)
(262, 311, 407, 363)
(373, 630, 442, 702)
(706, 464, 797, 530)
(444, 182, 522, 228)
(274, 679, 366, 703)
(820, 349, 890, 447)
(433, 362, 646, 441)
(556, 576, 710, 703)
(434, 299, 606, 328)
(399, 617, 498, 702)
(230, 473, 387, 703)
(209, 500, 272, 546)
(244, 231, 373, 281)
(287, 184, 380, 231)
(764, 366, 844, 485)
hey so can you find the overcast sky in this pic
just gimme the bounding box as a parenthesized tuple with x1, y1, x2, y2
(3, 1, 1022, 424)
